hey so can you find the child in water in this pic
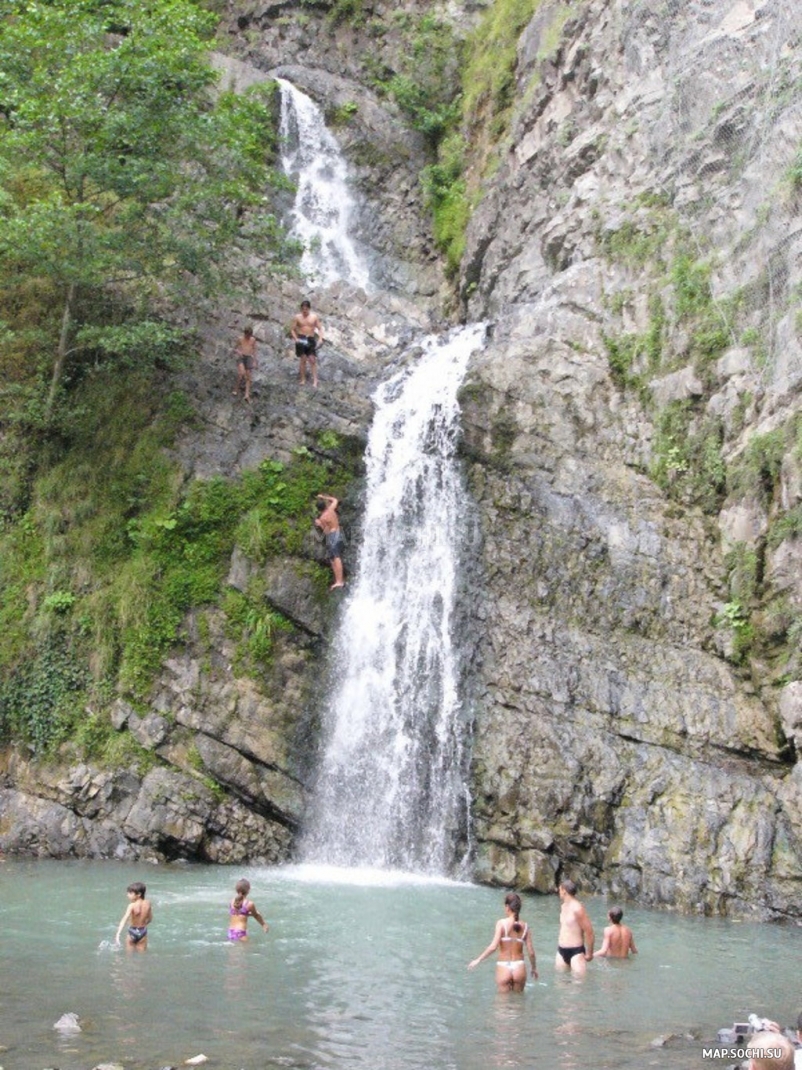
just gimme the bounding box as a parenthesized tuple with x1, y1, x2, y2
(115, 881, 152, 951)
(227, 878, 269, 942)
(595, 906, 638, 958)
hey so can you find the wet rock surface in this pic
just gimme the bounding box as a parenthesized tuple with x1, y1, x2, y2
(459, 0, 802, 915)
(2, 1, 801, 916)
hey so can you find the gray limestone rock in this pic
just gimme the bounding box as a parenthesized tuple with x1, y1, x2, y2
(2, 0, 801, 919)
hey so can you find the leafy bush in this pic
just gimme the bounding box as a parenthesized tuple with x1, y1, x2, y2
(462, 0, 541, 128)
(727, 426, 787, 505)
(0, 637, 88, 753)
(0, 0, 289, 419)
(422, 134, 471, 277)
(384, 15, 463, 146)
(651, 402, 726, 513)
(0, 358, 355, 741)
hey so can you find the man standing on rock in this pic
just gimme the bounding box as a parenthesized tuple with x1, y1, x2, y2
(555, 878, 594, 977)
(291, 299, 324, 387)
(315, 493, 344, 590)
(233, 324, 258, 403)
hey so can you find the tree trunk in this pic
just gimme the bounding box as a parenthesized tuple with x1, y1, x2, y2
(45, 283, 75, 421)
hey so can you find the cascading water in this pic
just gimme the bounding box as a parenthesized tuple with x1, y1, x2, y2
(277, 78, 371, 290)
(302, 324, 486, 874)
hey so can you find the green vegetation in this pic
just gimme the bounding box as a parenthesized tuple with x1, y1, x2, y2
(0, 0, 290, 424)
(670, 255, 732, 377)
(490, 409, 519, 470)
(725, 543, 760, 607)
(353, 2, 578, 280)
(649, 402, 726, 514)
(0, 372, 352, 754)
(223, 586, 293, 681)
(717, 416, 802, 675)
(421, 134, 471, 278)
(382, 15, 463, 146)
(432, 0, 577, 276)
(328, 101, 359, 126)
(327, 0, 365, 28)
(462, 0, 544, 136)
(727, 424, 788, 505)
(602, 294, 664, 394)
(713, 599, 754, 664)
(597, 218, 672, 269)
(789, 146, 802, 191)
(0, 0, 331, 759)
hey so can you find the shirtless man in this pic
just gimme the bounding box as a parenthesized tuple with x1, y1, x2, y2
(595, 906, 637, 959)
(555, 879, 594, 977)
(315, 493, 344, 589)
(233, 325, 258, 403)
(291, 300, 324, 387)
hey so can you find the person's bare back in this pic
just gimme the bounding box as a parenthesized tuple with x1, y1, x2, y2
(315, 494, 344, 589)
(596, 908, 637, 958)
(315, 495, 339, 535)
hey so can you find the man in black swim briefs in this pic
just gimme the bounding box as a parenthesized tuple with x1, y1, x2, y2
(555, 878, 594, 977)
(291, 300, 324, 387)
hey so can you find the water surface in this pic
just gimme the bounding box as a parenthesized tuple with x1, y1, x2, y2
(1, 860, 800, 1069)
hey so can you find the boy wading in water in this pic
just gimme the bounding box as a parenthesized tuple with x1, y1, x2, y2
(115, 881, 152, 951)
(233, 325, 258, 403)
(595, 906, 638, 959)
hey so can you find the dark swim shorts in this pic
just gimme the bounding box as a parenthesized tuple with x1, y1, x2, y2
(237, 354, 254, 371)
(295, 336, 318, 357)
(325, 530, 345, 560)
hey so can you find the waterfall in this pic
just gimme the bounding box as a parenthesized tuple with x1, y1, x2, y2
(277, 78, 371, 290)
(302, 323, 486, 874)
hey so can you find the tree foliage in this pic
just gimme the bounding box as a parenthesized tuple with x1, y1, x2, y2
(0, 0, 289, 417)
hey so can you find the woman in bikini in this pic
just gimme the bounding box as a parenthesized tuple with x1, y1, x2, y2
(467, 892, 538, 992)
(227, 879, 269, 943)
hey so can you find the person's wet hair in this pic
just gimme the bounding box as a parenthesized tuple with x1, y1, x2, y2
(608, 906, 623, 923)
(505, 892, 523, 932)
(560, 879, 578, 896)
(301, 300, 311, 309)
(127, 882, 146, 898)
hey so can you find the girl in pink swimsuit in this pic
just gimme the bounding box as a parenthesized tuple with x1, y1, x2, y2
(467, 892, 538, 992)
(227, 879, 269, 942)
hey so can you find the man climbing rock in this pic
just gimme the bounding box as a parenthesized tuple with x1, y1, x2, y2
(315, 493, 344, 590)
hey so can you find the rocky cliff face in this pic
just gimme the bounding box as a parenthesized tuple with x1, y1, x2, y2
(458, 0, 802, 916)
(2, 0, 800, 917)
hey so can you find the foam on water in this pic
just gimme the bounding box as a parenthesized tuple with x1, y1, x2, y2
(276, 863, 471, 888)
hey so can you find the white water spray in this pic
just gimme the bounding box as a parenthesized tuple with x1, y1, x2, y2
(302, 324, 486, 874)
(277, 78, 370, 290)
